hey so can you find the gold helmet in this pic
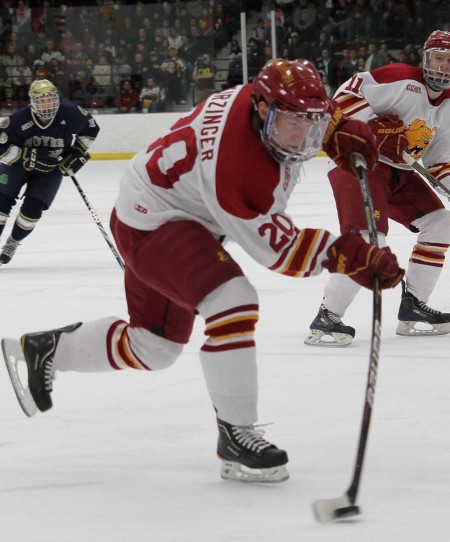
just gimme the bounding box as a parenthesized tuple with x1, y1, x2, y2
(29, 79, 60, 121)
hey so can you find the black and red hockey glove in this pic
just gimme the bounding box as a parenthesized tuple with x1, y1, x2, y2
(323, 232, 404, 289)
(367, 114, 408, 163)
(322, 101, 378, 173)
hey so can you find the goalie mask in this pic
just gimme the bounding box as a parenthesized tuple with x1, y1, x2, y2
(254, 58, 331, 164)
(422, 30, 450, 91)
(29, 79, 60, 121)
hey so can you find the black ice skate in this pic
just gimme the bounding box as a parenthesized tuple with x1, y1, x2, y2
(304, 304, 355, 346)
(1, 322, 82, 416)
(0, 236, 20, 265)
(396, 282, 450, 336)
(217, 418, 289, 483)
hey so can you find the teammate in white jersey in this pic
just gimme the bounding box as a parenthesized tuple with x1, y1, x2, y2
(305, 30, 450, 347)
(1, 59, 403, 483)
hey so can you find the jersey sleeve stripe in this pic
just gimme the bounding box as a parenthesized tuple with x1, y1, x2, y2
(428, 162, 450, 182)
(270, 228, 331, 277)
(335, 94, 371, 116)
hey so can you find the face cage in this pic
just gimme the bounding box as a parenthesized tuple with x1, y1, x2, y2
(262, 106, 331, 164)
(30, 92, 60, 121)
(423, 49, 450, 91)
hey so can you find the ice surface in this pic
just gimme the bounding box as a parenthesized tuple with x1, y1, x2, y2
(1, 158, 450, 541)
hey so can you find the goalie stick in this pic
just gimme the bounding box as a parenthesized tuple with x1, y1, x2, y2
(71, 175, 125, 271)
(402, 151, 450, 199)
(312, 153, 382, 523)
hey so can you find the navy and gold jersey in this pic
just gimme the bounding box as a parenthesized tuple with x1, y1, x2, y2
(0, 102, 100, 167)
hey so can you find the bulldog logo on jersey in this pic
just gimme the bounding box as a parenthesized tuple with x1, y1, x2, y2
(406, 119, 438, 159)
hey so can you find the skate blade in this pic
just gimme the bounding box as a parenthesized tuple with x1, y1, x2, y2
(220, 459, 289, 483)
(396, 321, 450, 336)
(1, 338, 38, 417)
(304, 329, 353, 347)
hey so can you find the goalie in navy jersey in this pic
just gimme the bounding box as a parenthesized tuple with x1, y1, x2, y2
(1, 59, 403, 483)
(304, 30, 450, 346)
(0, 79, 100, 265)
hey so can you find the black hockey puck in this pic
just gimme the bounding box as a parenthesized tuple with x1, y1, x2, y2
(334, 505, 361, 519)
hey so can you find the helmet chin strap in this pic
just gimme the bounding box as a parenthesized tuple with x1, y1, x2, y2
(425, 79, 446, 93)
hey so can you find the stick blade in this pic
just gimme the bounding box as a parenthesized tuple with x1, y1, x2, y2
(312, 494, 361, 523)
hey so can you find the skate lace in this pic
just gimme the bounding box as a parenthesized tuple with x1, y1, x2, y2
(232, 424, 272, 453)
(44, 362, 56, 390)
(324, 309, 342, 324)
(417, 301, 441, 315)
(1, 239, 20, 257)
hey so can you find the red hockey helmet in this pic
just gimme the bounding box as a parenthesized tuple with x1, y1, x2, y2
(254, 59, 331, 163)
(254, 58, 329, 115)
(422, 30, 450, 91)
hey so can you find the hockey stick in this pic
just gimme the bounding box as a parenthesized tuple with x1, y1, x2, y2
(402, 151, 450, 199)
(312, 153, 381, 523)
(70, 175, 125, 271)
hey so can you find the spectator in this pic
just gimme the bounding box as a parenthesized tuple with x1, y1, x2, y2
(228, 39, 242, 60)
(352, 0, 373, 39)
(341, 48, 361, 80)
(1, 42, 23, 72)
(33, 59, 50, 81)
(160, 46, 188, 105)
(140, 76, 166, 113)
(251, 17, 267, 47)
(114, 79, 139, 113)
(23, 43, 39, 68)
(246, 42, 263, 82)
(322, 0, 355, 43)
(129, 52, 149, 93)
(364, 40, 389, 71)
(309, 30, 333, 62)
(69, 69, 90, 105)
(316, 47, 339, 95)
(92, 53, 113, 96)
(177, 34, 196, 83)
(111, 48, 132, 88)
(225, 55, 243, 88)
(293, 0, 318, 43)
(286, 30, 309, 59)
(40, 39, 65, 66)
(192, 52, 216, 105)
(58, 30, 77, 59)
(0, 57, 13, 103)
(9, 57, 33, 107)
(168, 26, 183, 52)
(14, 1, 31, 35)
(8, 31, 26, 56)
(380, 42, 397, 64)
(48, 57, 69, 99)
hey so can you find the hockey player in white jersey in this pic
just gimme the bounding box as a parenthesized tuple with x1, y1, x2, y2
(305, 30, 450, 347)
(1, 59, 403, 483)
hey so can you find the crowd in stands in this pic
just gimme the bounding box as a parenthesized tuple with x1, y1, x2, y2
(0, 0, 448, 113)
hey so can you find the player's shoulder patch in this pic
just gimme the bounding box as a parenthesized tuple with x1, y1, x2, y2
(78, 105, 89, 116)
(0, 117, 10, 129)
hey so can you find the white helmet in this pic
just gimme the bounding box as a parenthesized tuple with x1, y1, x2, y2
(29, 79, 60, 121)
(422, 30, 450, 91)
